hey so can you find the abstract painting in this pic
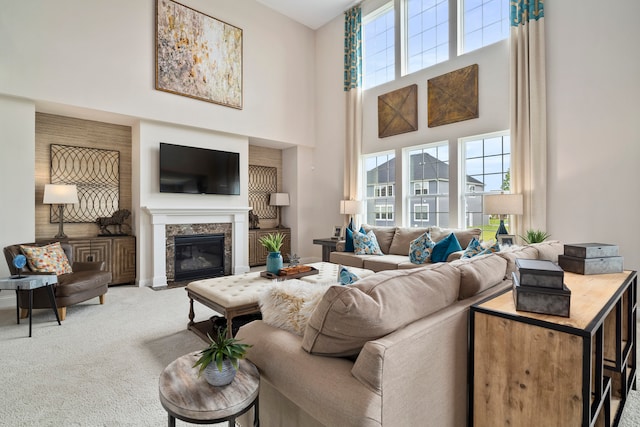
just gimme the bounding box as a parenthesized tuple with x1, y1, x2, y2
(378, 84, 418, 138)
(428, 64, 478, 127)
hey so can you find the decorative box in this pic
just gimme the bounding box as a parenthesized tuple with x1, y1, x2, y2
(558, 255, 624, 275)
(512, 272, 571, 317)
(563, 243, 619, 259)
(515, 258, 564, 289)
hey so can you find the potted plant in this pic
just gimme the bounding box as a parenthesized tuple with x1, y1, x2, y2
(258, 232, 286, 274)
(192, 327, 252, 387)
(520, 229, 551, 244)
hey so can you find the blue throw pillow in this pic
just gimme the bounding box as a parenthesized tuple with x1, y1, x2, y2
(477, 241, 500, 256)
(430, 233, 462, 263)
(409, 232, 435, 264)
(461, 237, 483, 259)
(344, 225, 363, 253)
(353, 230, 383, 255)
(338, 265, 360, 285)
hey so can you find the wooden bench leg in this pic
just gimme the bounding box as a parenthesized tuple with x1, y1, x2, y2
(20, 308, 29, 319)
(57, 306, 67, 321)
(188, 297, 195, 328)
(99, 294, 105, 304)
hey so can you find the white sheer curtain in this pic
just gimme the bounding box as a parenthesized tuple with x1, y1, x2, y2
(510, 0, 547, 238)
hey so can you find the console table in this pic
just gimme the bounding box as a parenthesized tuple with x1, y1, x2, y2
(312, 238, 339, 262)
(248, 227, 290, 267)
(470, 270, 637, 427)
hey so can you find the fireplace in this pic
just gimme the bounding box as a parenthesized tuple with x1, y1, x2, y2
(173, 234, 225, 281)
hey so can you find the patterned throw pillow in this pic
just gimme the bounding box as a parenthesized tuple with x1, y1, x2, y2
(20, 242, 73, 275)
(338, 265, 360, 285)
(461, 237, 483, 259)
(409, 232, 435, 264)
(478, 241, 501, 256)
(430, 233, 463, 263)
(353, 230, 383, 255)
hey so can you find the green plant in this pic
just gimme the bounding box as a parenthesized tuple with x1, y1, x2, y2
(258, 232, 285, 252)
(520, 229, 551, 244)
(192, 328, 252, 376)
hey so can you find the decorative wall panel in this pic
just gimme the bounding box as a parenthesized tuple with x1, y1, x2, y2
(248, 165, 277, 219)
(378, 84, 418, 138)
(428, 64, 479, 127)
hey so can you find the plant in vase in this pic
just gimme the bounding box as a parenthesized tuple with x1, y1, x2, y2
(258, 232, 286, 274)
(193, 327, 252, 387)
(519, 229, 551, 244)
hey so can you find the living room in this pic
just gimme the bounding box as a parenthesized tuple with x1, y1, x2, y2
(0, 0, 639, 425)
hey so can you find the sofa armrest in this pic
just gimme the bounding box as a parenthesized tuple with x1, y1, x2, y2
(72, 261, 106, 272)
(335, 240, 346, 251)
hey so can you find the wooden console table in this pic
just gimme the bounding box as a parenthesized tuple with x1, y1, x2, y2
(248, 227, 290, 267)
(470, 270, 637, 427)
(312, 238, 339, 262)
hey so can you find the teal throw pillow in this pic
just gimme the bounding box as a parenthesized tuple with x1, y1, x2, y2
(409, 232, 435, 264)
(477, 241, 501, 256)
(344, 226, 363, 253)
(461, 237, 483, 259)
(353, 230, 383, 255)
(338, 265, 360, 285)
(430, 233, 462, 263)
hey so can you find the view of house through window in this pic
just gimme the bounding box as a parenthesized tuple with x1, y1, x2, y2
(364, 151, 396, 226)
(405, 142, 449, 227)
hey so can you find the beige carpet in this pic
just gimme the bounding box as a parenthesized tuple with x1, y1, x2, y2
(0, 285, 639, 426)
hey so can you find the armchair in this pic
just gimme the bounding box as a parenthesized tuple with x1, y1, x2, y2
(3, 242, 112, 320)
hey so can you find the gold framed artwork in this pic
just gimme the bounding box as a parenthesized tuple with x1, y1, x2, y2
(428, 64, 478, 127)
(155, 0, 243, 109)
(378, 84, 418, 138)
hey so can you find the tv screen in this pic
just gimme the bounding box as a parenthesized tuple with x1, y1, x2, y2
(159, 143, 240, 195)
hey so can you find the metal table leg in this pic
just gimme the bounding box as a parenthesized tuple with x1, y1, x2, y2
(45, 284, 61, 325)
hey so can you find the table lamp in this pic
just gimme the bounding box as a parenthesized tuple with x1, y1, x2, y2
(340, 199, 362, 230)
(44, 184, 79, 239)
(483, 193, 523, 239)
(269, 193, 289, 228)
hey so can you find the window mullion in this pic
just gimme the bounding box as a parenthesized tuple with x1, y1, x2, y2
(395, 0, 403, 79)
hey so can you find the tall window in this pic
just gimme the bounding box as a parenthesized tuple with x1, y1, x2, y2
(459, 0, 510, 54)
(405, 142, 449, 227)
(461, 131, 511, 240)
(364, 151, 396, 226)
(363, 3, 395, 90)
(406, 0, 449, 74)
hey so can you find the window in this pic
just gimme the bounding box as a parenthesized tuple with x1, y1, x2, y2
(406, 0, 449, 74)
(363, 2, 395, 90)
(405, 142, 449, 227)
(459, 0, 510, 54)
(460, 131, 511, 240)
(364, 151, 396, 226)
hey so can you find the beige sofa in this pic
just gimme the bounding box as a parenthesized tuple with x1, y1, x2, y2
(237, 241, 564, 427)
(329, 225, 482, 272)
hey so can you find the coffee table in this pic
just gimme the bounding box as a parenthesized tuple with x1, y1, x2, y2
(159, 352, 259, 427)
(186, 262, 373, 339)
(0, 274, 60, 337)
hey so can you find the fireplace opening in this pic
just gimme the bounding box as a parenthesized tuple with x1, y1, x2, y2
(174, 234, 225, 281)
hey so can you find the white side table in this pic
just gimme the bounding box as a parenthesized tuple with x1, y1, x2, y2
(0, 274, 61, 337)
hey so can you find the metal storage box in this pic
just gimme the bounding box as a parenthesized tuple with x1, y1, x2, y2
(558, 254, 624, 275)
(563, 243, 619, 259)
(512, 272, 571, 317)
(515, 258, 564, 289)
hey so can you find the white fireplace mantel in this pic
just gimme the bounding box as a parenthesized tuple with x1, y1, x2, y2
(143, 207, 251, 288)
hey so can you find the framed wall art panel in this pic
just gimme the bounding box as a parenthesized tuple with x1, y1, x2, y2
(378, 84, 418, 138)
(428, 64, 479, 127)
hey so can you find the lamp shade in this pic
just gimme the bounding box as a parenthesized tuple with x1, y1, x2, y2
(43, 184, 79, 204)
(483, 193, 523, 215)
(339, 200, 362, 215)
(269, 193, 290, 207)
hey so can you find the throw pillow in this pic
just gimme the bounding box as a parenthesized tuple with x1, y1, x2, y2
(344, 226, 363, 253)
(338, 265, 360, 285)
(353, 230, 383, 255)
(478, 241, 500, 256)
(409, 232, 435, 264)
(20, 242, 73, 275)
(461, 237, 483, 259)
(430, 233, 462, 263)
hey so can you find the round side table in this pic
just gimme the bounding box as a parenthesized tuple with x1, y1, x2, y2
(159, 352, 259, 427)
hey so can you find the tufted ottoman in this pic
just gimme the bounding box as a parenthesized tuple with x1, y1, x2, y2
(186, 262, 373, 339)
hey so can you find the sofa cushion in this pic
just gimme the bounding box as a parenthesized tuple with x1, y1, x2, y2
(450, 254, 508, 299)
(531, 240, 564, 262)
(363, 255, 407, 272)
(20, 242, 73, 275)
(329, 251, 366, 268)
(302, 263, 460, 357)
(353, 230, 384, 255)
(409, 232, 435, 264)
(496, 245, 539, 278)
(55, 270, 112, 297)
(430, 233, 462, 263)
(388, 227, 430, 255)
(361, 225, 396, 254)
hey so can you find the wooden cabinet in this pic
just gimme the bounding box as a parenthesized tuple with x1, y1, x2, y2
(470, 271, 637, 427)
(69, 236, 136, 285)
(248, 228, 290, 267)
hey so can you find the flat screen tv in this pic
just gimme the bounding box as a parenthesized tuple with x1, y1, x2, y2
(159, 142, 240, 195)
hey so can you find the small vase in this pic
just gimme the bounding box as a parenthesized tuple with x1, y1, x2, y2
(203, 359, 237, 387)
(266, 251, 283, 274)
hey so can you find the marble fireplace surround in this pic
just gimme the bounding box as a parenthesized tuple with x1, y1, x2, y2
(144, 207, 251, 288)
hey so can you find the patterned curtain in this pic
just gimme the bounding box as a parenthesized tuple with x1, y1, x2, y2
(344, 5, 363, 226)
(510, 0, 547, 239)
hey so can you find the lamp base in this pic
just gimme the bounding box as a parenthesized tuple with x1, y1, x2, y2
(54, 204, 68, 240)
(495, 219, 509, 239)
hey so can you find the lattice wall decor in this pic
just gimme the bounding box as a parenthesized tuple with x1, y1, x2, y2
(50, 144, 120, 223)
(248, 165, 277, 219)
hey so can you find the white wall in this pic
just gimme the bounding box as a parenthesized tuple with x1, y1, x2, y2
(546, 0, 640, 270)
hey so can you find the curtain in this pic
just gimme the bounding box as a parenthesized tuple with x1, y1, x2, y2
(510, 0, 547, 239)
(344, 6, 363, 226)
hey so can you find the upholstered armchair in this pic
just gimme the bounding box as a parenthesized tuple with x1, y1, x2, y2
(3, 242, 111, 320)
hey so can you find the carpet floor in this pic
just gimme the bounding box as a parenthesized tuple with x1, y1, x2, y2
(0, 285, 639, 426)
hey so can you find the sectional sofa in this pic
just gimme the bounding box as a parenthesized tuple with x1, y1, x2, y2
(237, 240, 564, 427)
(329, 225, 482, 272)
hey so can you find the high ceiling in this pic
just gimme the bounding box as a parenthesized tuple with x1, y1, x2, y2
(256, 0, 358, 30)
